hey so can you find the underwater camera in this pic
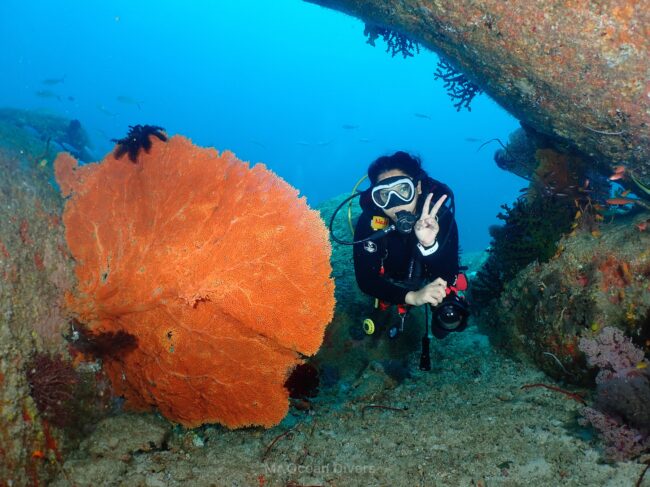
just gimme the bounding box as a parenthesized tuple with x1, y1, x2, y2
(431, 293, 469, 332)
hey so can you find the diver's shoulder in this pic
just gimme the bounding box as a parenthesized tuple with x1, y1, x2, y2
(354, 209, 391, 237)
(423, 176, 454, 197)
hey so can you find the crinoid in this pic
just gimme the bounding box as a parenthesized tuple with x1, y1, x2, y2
(112, 124, 167, 163)
(284, 363, 320, 399)
(26, 353, 79, 427)
(67, 318, 138, 360)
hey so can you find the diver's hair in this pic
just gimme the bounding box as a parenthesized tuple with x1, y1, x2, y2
(368, 151, 427, 184)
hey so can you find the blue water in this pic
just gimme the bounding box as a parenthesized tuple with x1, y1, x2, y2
(1, 0, 523, 251)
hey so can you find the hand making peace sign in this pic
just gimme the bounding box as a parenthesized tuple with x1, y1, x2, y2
(415, 193, 447, 247)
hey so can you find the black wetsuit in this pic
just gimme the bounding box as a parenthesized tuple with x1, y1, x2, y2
(353, 177, 460, 304)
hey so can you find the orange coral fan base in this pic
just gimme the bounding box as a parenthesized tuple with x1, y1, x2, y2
(54, 136, 335, 428)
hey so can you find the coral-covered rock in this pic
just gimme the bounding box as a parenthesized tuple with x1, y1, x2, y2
(477, 215, 650, 383)
(0, 112, 78, 486)
(308, 0, 649, 185)
(55, 135, 335, 428)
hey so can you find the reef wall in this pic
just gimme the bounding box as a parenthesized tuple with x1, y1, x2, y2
(306, 0, 649, 184)
(0, 111, 75, 485)
(0, 109, 112, 487)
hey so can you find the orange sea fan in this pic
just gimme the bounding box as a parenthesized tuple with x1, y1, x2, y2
(54, 135, 335, 428)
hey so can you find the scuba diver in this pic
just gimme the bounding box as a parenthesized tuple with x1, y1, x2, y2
(329, 151, 469, 370)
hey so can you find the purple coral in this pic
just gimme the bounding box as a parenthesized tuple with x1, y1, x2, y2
(579, 326, 646, 383)
(578, 327, 650, 460)
(579, 407, 650, 461)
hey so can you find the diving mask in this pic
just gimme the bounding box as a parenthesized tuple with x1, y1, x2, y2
(371, 176, 416, 210)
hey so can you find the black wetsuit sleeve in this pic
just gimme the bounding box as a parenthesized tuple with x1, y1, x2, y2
(421, 213, 460, 285)
(353, 213, 410, 304)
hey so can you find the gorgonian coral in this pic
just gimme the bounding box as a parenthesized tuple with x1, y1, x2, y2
(434, 60, 483, 111)
(54, 135, 335, 429)
(364, 23, 420, 58)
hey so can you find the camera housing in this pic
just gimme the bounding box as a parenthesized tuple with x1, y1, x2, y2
(431, 292, 469, 332)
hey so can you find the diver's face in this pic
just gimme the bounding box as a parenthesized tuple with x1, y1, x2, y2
(376, 169, 422, 221)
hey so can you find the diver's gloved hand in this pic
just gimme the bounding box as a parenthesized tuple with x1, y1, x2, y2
(415, 193, 447, 247)
(405, 277, 447, 306)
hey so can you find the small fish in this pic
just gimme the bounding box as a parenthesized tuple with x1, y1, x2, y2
(464, 137, 481, 142)
(620, 189, 631, 197)
(414, 113, 431, 119)
(358, 137, 372, 143)
(32, 450, 45, 459)
(248, 139, 266, 149)
(341, 124, 359, 130)
(296, 141, 310, 146)
(636, 362, 648, 370)
(94, 128, 110, 139)
(96, 104, 117, 117)
(316, 140, 333, 146)
(606, 197, 637, 205)
(116, 95, 142, 109)
(35, 90, 61, 101)
(635, 219, 649, 232)
(41, 75, 65, 85)
(56, 141, 78, 154)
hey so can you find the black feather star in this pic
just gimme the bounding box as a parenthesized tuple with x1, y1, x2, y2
(111, 124, 167, 163)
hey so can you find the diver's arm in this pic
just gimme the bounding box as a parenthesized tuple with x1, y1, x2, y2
(404, 278, 447, 306)
(404, 218, 459, 307)
(414, 193, 447, 249)
(421, 216, 460, 284)
(353, 213, 410, 304)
